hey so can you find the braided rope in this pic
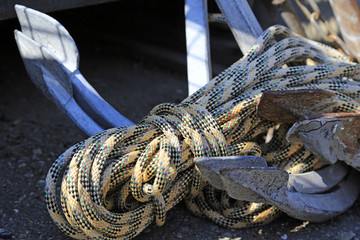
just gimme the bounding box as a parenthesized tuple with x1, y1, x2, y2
(45, 25, 360, 239)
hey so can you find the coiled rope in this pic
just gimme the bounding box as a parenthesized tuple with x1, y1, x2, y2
(45, 25, 360, 239)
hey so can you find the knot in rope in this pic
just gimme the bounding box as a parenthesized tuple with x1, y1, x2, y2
(128, 102, 229, 225)
(45, 25, 360, 240)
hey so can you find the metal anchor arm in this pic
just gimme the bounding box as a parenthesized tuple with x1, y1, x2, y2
(195, 156, 360, 222)
(220, 165, 360, 222)
(14, 30, 104, 136)
(14, 5, 134, 135)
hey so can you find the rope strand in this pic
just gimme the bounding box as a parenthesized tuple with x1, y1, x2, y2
(45, 25, 360, 239)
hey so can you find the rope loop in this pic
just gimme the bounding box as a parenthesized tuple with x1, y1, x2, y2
(130, 102, 230, 217)
(45, 25, 360, 239)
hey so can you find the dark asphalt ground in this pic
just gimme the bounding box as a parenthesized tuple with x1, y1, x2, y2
(0, 1, 359, 239)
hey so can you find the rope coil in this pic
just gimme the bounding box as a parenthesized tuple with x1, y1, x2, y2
(45, 25, 360, 239)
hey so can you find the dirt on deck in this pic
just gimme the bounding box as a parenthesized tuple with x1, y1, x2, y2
(0, 1, 359, 239)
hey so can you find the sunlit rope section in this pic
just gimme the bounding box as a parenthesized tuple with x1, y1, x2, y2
(45, 25, 360, 240)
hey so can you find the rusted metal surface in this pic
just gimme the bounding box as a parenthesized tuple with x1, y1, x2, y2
(335, 114, 360, 164)
(195, 156, 360, 222)
(257, 89, 338, 123)
(329, 0, 360, 62)
(220, 165, 360, 222)
(287, 113, 360, 169)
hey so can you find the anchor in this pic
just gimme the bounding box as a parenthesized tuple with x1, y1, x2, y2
(13, 4, 360, 239)
(196, 89, 360, 222)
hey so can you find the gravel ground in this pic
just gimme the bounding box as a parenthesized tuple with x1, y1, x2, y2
(0, 1, 359, 239)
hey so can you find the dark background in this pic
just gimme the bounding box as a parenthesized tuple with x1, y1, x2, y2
(0, 0, 359, 239)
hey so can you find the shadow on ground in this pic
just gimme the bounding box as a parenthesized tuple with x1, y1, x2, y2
(0, 1, 359, 239)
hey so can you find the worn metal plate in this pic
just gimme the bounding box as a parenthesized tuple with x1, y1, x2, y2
(288, 113, 360, 169)
(257, 89, 338, 123)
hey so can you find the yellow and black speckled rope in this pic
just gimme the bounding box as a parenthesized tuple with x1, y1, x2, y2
(45, 25, 360, 239)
